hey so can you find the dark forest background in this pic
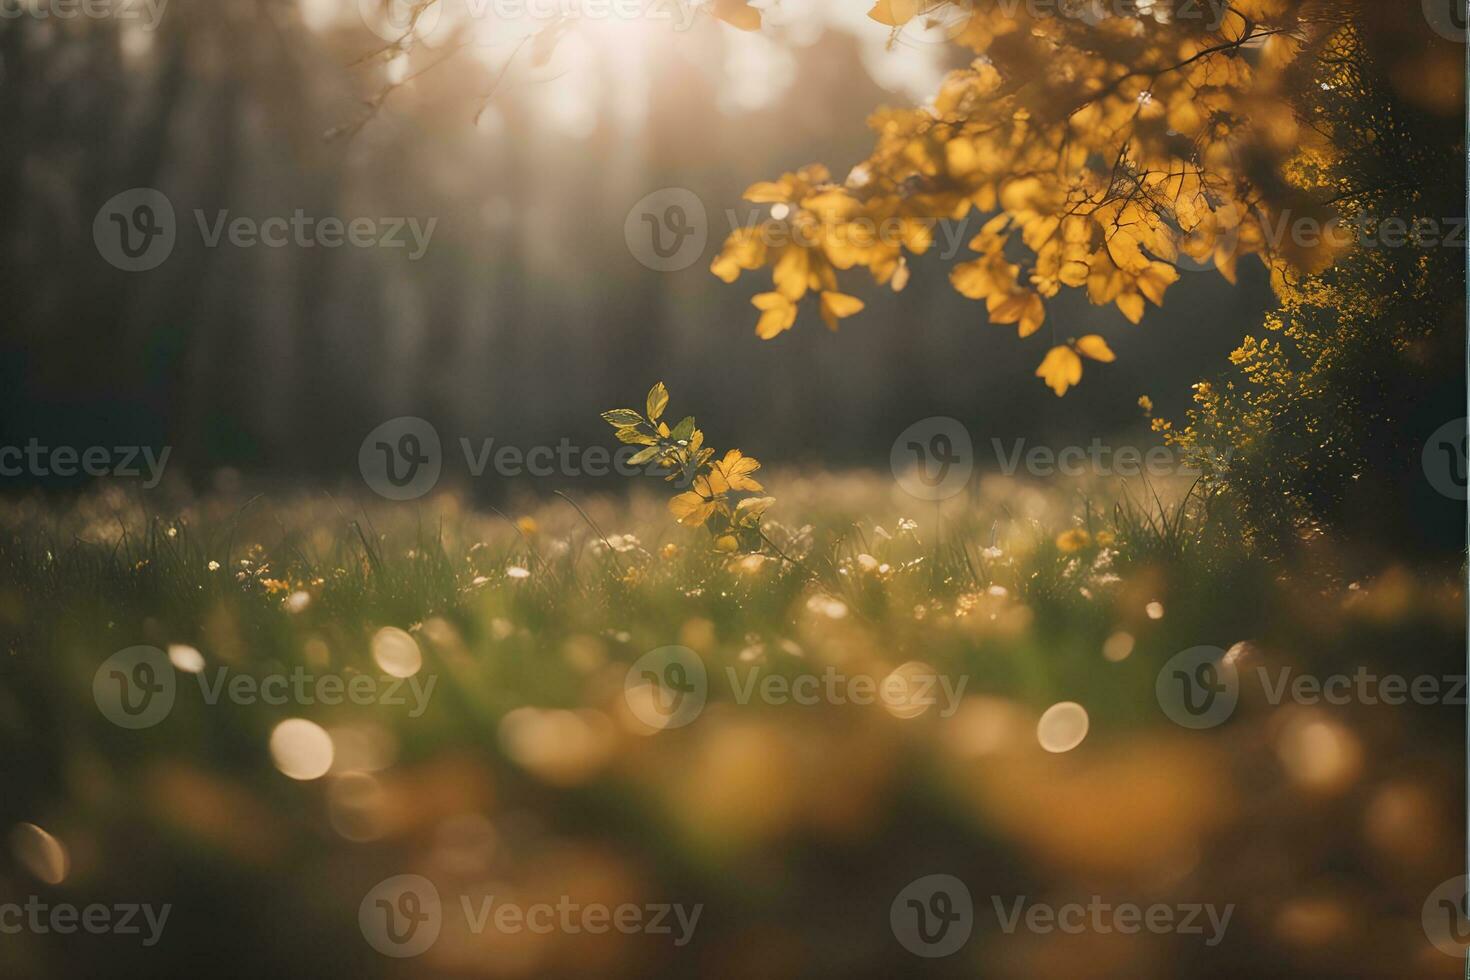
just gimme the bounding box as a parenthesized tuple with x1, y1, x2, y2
(2, 2, 1274, 493)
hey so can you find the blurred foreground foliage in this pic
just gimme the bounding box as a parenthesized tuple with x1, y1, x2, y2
(0, 478, 1461, 977)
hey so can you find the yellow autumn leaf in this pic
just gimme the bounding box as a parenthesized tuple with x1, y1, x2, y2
(1137, 262, 1179, 306)
(988, 291, 1045, 338)
(742, 181, 789, 203)
(711, 254, 742, 284)
(752, 292, 797, 339)
(773, 246, 812, 301)
(1116, 292, 1145, 324)
(1215, 248, 1239, 285)
(1104, 228, 1150, 274)
(820, 291, 865, 331)
(801, 189, 861, 224)
(710, 227, 767, 283)
(669, 492, 715, 527)
(646, 382, 669, 421)
(711, 0, 761, 31)
(1036, 345, 1083, 397)
(951, 259, 993, 300)
(699, 469, 729, 497)
(1059, 259, 1090, 287)
(820, 238, 865, 271)
(1231, 0, 1290, 20)
(1074, 335, 1115, 362)
(867, 0, 922, 29)
(952, 247, 1018, 301)
(1019, 293, 1045, 337)
(714, 449, 763, 493)
(1087, 259, 1124, 305)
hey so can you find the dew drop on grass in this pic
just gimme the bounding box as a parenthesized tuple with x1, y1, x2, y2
(1037, 702, 1090, 753)
(10, 823, 68, 885)
(168, 643, 205, 673)
(270, 719, 334, 781)
(1102, 632, 1134, 662)
(371, 627, 422, 678)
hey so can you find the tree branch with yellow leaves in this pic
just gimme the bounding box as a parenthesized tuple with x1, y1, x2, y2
(713, 1, 1358, 394)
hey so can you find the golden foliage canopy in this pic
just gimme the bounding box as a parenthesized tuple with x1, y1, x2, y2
(712, 1, 1387, 394)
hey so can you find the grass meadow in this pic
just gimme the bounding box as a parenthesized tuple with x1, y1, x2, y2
(0, 472, 1461, 977)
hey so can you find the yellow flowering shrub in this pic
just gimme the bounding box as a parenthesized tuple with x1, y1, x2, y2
(602, 383, 775, 552)
(1152, 23, 1463, 551)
